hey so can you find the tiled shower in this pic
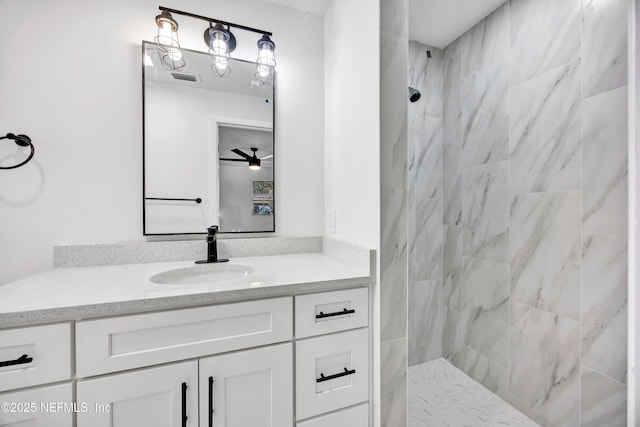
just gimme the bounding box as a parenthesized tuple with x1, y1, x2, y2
(402, 0, 629, 425)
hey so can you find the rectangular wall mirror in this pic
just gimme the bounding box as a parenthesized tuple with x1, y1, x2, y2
(143, 41, 275, 235)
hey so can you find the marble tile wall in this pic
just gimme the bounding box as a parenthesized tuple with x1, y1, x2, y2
(431, 0, 629, 425)
(442, 3, 513, 399)
(407, 39, 444, 368)
(380, 0, 409, 425)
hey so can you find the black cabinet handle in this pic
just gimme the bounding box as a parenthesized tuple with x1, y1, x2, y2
(181, 382, 188, 427)
(0, 354, 33, 368)
(315, 308, 355, 319)
(316, 367, 356, 383)
(208, 377, 214, 427)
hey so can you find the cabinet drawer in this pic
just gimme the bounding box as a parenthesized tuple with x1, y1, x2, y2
(297, 403, 368, 427)
(295, 288, 368, 338)
(0, 323, 71, 392)
(296, 329, 369, 420)
(76, 297, 292, 377)
(0, 382, 73, 426)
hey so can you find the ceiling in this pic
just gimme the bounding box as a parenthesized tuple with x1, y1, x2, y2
(261, 0, 507, 49)
(144, 44, 273, 99)
(219, 126, 273, 157)
(409, 0, 507, 48)
(262, 0, 333, 15)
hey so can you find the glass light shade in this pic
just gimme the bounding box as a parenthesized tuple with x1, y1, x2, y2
(160, 48, 186, 70)
(167, 47, 183, 62)
(157, 21, 174, 47)
(255, 35, 276, 83)
(212, 37, 229, 70)
(154, 11, 179, 51)
(257, 49, 275, 77)
(154, 11, 185, 70)
(207, 24, 231, 77)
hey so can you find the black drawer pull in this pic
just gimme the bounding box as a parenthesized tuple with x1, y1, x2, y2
(0, 354, 33, 368)
(181, 382, 188, 427)
(315, 308, 355, 319)
(208, 376, 214, 427)
(317, 367, 356, 383)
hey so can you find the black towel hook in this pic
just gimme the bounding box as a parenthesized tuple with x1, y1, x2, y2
(0, 133, 34, 170)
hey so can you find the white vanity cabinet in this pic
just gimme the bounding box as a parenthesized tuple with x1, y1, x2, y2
(0, 287, 371, 427)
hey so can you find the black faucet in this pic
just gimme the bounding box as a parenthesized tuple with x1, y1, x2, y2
(195, 225, 229, 264)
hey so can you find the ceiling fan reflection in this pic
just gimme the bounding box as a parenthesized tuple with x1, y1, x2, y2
(219, 147, 272, 170)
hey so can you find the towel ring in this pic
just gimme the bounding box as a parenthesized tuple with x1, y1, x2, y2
(0, 133, 34, 170)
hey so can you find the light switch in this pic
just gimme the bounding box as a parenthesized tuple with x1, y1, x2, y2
(328, 209, 336, 234)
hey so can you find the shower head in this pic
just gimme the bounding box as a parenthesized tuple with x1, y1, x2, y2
(409, 86, 421, 103)
(408, 51, 429, 103)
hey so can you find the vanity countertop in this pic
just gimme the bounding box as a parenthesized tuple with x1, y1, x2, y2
(0, 252, 374, 328)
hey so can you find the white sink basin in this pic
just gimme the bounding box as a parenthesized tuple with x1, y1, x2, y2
(150, 264, 253, 285)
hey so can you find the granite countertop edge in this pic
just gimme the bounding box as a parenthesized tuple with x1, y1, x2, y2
(0, 275, 373, 329)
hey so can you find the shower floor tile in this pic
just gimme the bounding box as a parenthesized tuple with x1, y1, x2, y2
(409, 358, 539, 426)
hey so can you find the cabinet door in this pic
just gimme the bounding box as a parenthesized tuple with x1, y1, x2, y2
(199, 343, 293, 427)
(0, 383, 72, 427)
(77, 360, 198, 427)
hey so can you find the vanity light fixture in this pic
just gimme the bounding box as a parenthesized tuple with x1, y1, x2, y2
(205, 23, 233, 77)
(255, 35, 276, 83)
(152, 7, 276, 83)
(154, 10, 185, 70)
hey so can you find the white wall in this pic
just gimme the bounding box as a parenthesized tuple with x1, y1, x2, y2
(324, 0, 380, 249)
(324, 1, 380, 426)
(219, 163, 274, 232)
(145, 81, 272, 234)
(0, 0, 324, 284)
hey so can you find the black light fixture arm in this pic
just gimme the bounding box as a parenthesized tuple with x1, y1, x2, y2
(158, 6, 272, 36)
(0, 133, 35, 170)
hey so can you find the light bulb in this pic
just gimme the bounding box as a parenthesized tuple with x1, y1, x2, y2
(212, 37, 228, 70)
(157, 21, 174, 47)
(249, 165, 261, 170)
